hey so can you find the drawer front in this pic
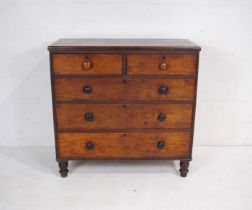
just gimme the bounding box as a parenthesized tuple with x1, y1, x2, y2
(53, 54, 122, 75)
(127, 54, 196, 75)
(55, 78, 194, 101)
(56, 104, 193, 129)
(58, 132, 191, 159)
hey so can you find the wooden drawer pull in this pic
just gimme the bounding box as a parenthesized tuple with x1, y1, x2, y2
(86, 142, 95, 150)
(82, 56, 93, 70)
(159, 62, 168, 70)
(84, 112, 94, 121)
(159, 86, 169, 95)
(157, 113, 166, 121)
(157, 140, 165, 149)
(83, 85, 92, 94)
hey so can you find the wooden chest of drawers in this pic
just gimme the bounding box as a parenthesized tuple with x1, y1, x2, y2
(48, 39, 201, 177)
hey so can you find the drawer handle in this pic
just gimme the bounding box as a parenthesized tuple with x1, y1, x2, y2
(157, 113, 166, 121)
(83, 61, 93, 70)
(159, 62, 168, 70)
(86, 142, 95, 150)
(157, 140, 165, 150)
(159, 86, 169, 95)
(84, 112, 94, 121)
(83, 85, 92, 94)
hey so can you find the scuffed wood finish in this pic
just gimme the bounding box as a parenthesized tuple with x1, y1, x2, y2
(58, 132, 191, 159)
(55, 78, 195, 101)
(48, 39, 201, 177)
(56, 104, 193, 129)
(48, 39, 201, 51)
(53, 54, 122, 75)
(127, 54, 196, 75)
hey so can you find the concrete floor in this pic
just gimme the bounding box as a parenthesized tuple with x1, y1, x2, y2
(0, 146, 251, 210)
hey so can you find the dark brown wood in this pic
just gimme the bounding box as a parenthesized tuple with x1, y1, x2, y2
(58, 160, 68, 177)
(179, 160, 190, 177)
(189, 52, 200, 160)
(49, 52, 60, 160)
(56, 104, 193, 129)
(58, 128, 191, 132)
(127, 54, 196, 75)
(54, 78, 195, 101)
(48, 39, 201, 52)
(48, 38, 201, 177)
(53, 54, 122, 75)
(58, 132, 191, 159)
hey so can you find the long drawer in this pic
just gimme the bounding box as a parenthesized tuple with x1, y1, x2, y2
(56, 104, 193, 130)
(54, 78, 195, 101)
(58, 132, 191, 159)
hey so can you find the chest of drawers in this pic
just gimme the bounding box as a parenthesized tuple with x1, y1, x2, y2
(48, 39, 201, 177)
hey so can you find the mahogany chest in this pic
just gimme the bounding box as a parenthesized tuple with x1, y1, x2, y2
(48, 39, 201, 177)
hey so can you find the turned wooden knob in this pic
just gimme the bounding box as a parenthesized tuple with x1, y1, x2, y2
(86, 142, 95, 150)
(83, 61, 92, 70)
(159, 86, 169, 95)
(84, 112, 94, 121)
(159, 62, 168, 70)
(83, 85, 92, 94)
(157, 140, 165, 149)
(157, 113, 166, 121)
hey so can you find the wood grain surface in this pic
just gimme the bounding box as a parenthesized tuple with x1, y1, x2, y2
(56, 104, 193, 129)
(54, 78, 195, 101)
(58, 132, 191, 159)
(48, 39, 201, 52)
(48, 39, 200, 177)
(53, 54, 122, 75)
(127, 53, 196, 75)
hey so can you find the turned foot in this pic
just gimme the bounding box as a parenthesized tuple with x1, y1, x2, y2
(58, 161, 68, 177)
(179, 160, 190, 177)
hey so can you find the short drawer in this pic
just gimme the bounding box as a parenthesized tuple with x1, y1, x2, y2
(55, 78, 195, 101)
(56, 104, 193, 130)
(58, 132, 191, 159)
(127, 53, 196, 75)
(53, 54, 122, 75)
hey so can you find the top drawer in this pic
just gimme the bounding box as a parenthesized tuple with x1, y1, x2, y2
(127, 54, 196, 75)
(53, 54, 122, 75)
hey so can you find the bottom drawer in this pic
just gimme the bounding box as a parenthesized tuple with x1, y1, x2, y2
(58, 132, 191, 159)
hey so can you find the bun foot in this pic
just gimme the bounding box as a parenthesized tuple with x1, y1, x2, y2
(58, 161, 68, 177)
(179, 160, 190, 177)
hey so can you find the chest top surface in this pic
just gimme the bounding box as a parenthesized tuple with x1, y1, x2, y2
(48, 39, 201, 51)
